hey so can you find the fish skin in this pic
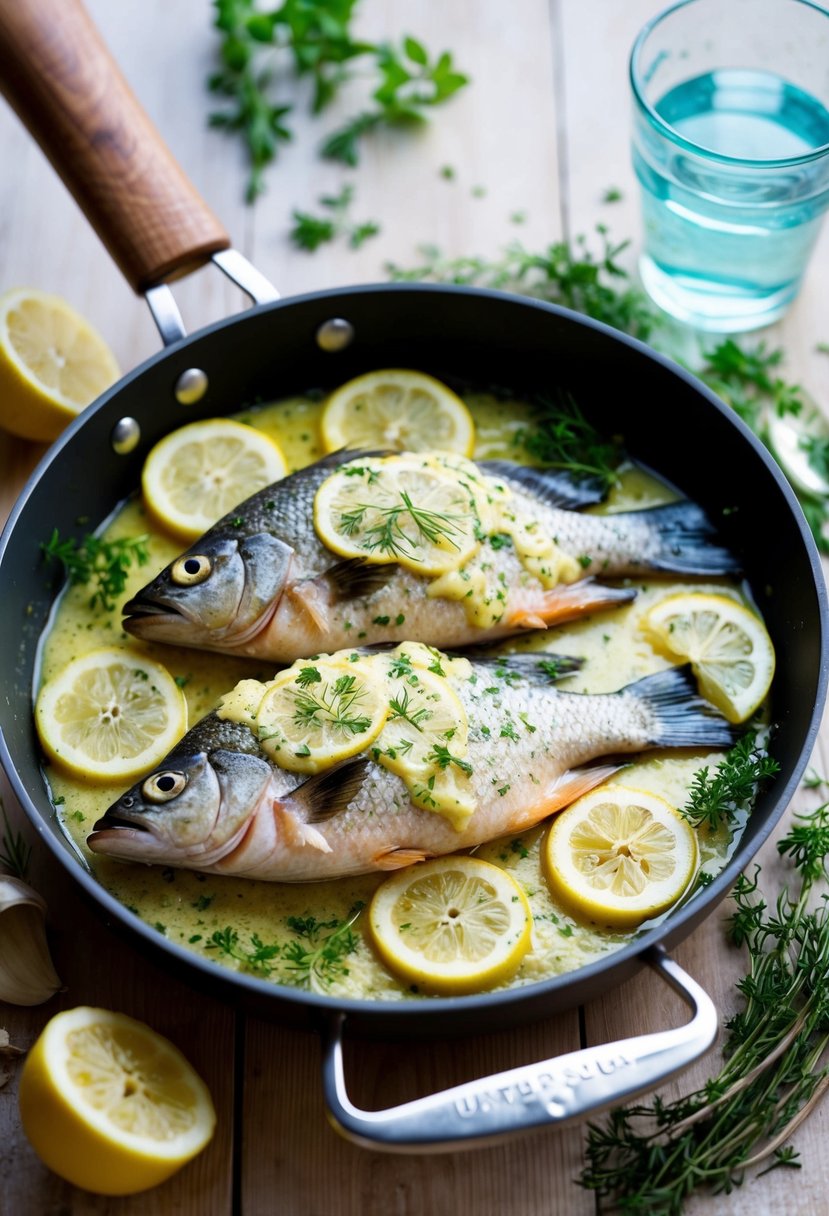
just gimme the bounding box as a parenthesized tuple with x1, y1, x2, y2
(88, 657, 736, 883)
(122, 451, 739, 661)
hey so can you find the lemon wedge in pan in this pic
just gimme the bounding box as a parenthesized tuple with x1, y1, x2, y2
(544, 787, 698, 930)
(35, 648, 187, 783)
(18, 1006, 216, 1196)
(319, 368, 475, 455)
(142, 417, 287, 542)
(643, 592, 775, 724)
(368, 856, 532, 994)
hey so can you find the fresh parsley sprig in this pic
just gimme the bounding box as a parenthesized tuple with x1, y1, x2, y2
(291, 184, 380, 251)
(207, 926, 282, 975)
(284, 901, 365, 989)
(387, 226, 657, 341)
(208, 1, 468, 200)
(41, 529, 150, 613)
(581, 799, 829, 1213)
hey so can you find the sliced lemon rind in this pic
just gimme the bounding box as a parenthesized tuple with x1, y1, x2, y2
(643, 592, 775, 724)
(141, 418, 287, 543)
(34, 648, 187, 784)
(544, 787, 698, 930)
(320, 368, 475, 456)
(368, 856, 532, 994)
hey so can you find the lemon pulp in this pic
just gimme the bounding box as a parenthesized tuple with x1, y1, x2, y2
(320, 368, 475, 455)
(544, 787, 698, 929)
(368, 856, 532, 993)
(643, 592, 775, 724)
(141, 418, 287, 542)
(18, 1006, 216, 1196)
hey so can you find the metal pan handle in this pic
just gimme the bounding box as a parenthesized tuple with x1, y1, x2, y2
(0, 0, 230, 293)
(323, 947, 717, 1152)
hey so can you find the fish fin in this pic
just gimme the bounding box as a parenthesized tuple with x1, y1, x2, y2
(323, 557, 397, 602)
(373, 847, 430, 871)
(509, 579, 635, 629)
(286, 581, 329, 632)
(635, 502, 741, 575)
(293, 759, 371, 823)
(507, 763, 629, 833)
(461, 649, 584, 683)
(623, 665, 740, 748)
(277, 808, 334, 852)
(479, 460, 607, 509)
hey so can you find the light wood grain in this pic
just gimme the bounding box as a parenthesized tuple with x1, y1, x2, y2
(1, 1, 828, 1213)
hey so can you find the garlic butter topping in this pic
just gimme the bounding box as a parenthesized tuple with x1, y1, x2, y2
(314, 453, 583, 628)
(218, 643, 476, 828)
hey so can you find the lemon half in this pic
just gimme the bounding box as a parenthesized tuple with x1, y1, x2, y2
(18, 1006, 216, 1196)
(35, 648, 187, 783)
(544, 787, 698, 930)
(0, 288, 119, 442)
(141, 418, 287, 542)
(320, 368, 475, 455)
(643, 592, 775, 724)
(368, 856, 532, 994)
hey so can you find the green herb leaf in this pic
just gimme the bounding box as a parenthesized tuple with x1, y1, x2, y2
(41, 529, 150, 612)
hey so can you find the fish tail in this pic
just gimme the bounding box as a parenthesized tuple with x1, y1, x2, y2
(640, 502, 740, 575)
(627, 665, 739, 749)
(509, 579, 636, 630)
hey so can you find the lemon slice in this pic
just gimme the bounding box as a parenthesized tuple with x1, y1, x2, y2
(142, 418, 287, 542)
(35, 648, 187, 783)
(18, 1006, 216, 1196)
(373, 657, 475, 827)
(314, 455, 480, 575)
(368, 856, 532, 994)
(320, 368, 475, 455)
(643, 592, 775, 724)
(544, 787, 698, 930)
(0, 288, 119, 442)
(255, 656, 388, 773)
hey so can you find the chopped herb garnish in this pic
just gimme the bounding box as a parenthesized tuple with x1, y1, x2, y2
(41, 529, 150, 612)
(284, 902, 364, 989)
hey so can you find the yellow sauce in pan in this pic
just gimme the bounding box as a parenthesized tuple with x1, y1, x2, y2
(38, 393, 753, 999)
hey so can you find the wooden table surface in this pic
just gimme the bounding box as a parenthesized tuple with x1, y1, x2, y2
(1, 2, 828, 1213)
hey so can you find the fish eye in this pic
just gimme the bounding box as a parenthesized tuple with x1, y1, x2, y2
(171, 555, 212, 586)
(141, 771, 187, 803)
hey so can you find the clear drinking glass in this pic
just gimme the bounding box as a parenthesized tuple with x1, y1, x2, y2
(630, 0, 829, 331)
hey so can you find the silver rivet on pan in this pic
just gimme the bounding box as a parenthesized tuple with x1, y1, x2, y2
(111, 417, 141, 455)
(316, 318, 354, 352)
(174, 367, 209, 405)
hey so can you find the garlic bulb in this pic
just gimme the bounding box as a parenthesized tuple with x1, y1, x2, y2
(0, 876, 62, 1006)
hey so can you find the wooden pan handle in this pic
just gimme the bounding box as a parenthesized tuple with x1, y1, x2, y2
(0, 0, 230, 293)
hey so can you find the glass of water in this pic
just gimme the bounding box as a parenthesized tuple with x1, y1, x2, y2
(630, 0, 829, 331)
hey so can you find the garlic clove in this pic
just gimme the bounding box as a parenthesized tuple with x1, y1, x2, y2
(0, 875, 62, 1006)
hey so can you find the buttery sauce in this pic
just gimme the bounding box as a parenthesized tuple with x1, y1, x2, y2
(39, 392, 749, 999)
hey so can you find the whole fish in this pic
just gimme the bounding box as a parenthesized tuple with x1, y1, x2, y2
(89, 652, 736, 882)
(123, 450, 739, 662)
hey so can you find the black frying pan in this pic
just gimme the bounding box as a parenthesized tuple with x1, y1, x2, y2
(0, 0, 825, 1151)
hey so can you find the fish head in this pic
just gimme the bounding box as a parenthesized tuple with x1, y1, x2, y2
(88, 744, 275, 867)
(122, 531, 293, 650)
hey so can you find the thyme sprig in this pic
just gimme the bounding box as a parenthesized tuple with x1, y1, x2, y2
(284, 901, 365, 990)
(41, 529, 150, 612)
(581, 801, 829, 1213)
(680, 732, 780, 833)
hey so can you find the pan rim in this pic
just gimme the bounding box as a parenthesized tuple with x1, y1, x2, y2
(1, 281, 826, 1021)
